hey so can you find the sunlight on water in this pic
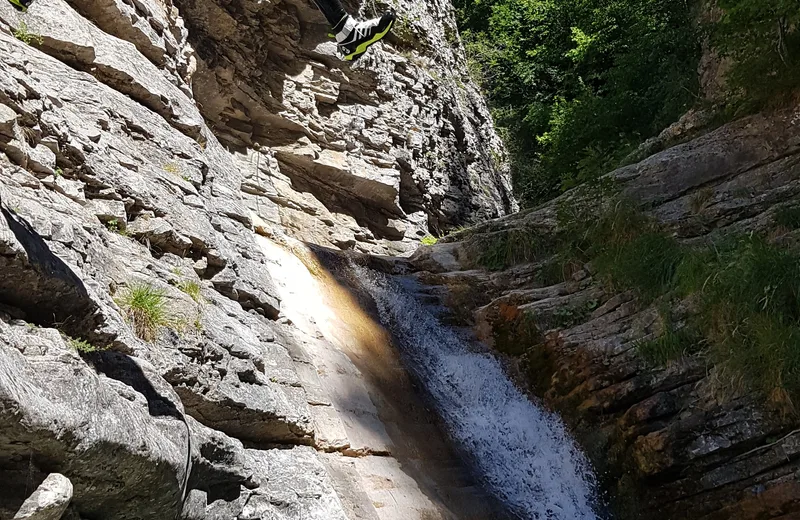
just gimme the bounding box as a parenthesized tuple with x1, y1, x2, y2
(354, 266, 601, 520)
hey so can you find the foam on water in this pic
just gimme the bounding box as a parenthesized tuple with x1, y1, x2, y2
(355, 266, 601, 520)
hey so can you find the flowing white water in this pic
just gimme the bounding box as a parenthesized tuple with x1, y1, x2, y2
(355, 266, 601, 520)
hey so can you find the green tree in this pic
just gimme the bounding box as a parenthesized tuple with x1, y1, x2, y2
(714, 0, 800, 113)
(455, 0, 701, 206)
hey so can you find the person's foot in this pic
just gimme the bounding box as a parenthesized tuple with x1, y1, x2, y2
(7, 0, 32, 11)
(335, 12, 395, 62)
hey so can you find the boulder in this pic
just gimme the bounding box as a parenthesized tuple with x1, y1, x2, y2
(0, 319, 189, 520)
(13, 474, 73, 520)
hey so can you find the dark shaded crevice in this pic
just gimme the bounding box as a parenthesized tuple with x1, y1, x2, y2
(0, 204, 106, 343)
(272, 159, 407, 241)
(397, 159, 426, 216)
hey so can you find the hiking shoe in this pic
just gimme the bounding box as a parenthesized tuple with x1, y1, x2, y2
(335, 12, 395, 62)
(7, 0, 32, 11)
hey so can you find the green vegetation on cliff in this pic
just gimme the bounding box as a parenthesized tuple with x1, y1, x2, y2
(454, 0, 701, 204)
(116, 283, 171, 342)
(474, 193, 800, 410)
(562, 197, 800, 407)
(715, 0, 800, 114)
(454, 0, 800, 206)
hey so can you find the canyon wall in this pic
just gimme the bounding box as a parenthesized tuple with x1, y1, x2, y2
(0, 0, 513, 517)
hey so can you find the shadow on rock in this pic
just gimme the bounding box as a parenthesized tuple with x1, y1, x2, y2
(0, 204, 97, 334)
(87, 350, 185, 420)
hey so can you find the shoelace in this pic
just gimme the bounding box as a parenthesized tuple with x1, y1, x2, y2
(341, 20, 381, 45)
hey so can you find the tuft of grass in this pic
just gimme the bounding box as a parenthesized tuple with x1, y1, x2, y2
(556, 193, 643, 261)
(68, 337, 103, 353)
(106, 219, 128, 236)
(475, 228, 549, 271)
(178, 280, 202, 303)
(420, 235, 438, 246)
(538, 257, 569, 286)
(163, 162, 181, 175)
(556, 197, 683, 301)
(116, 283, 170, 342)
(447, 225, 471, 237)
(13, 21, 43, 46)
(775, 205, 800, 230)
(594, 231, 684, 303)
(689, 188, 714, 214)
(636, 322, 700, 366)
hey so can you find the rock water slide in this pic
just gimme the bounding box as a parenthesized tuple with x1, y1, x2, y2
(351, 266, 601, 520)
(257, 237, 602, 520)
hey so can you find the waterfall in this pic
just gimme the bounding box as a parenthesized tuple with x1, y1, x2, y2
(353, 266, 602, 520)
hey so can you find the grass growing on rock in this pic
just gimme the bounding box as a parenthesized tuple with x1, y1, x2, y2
(470, 189, 800, 409)
(635, 306, 701, 366)
(117, 283, 171, 342)
(593, 231, 684, 302)
(106, 219, 128, 236)
(178, 280, 203, 303)
(581, 208, 800, 406)
(678, 236, 800, 408)
(68, 337, 103, 354)
(13, 22, 43, 46)
(774, 205, 800, 230)
(420, 235, 438, 246)
(162, 162, 181, 175)
(556, 197, 683, 302)
(475, 228, 550, 271)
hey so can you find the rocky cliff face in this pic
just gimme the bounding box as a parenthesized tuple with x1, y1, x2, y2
(176, 0, 516, 254)
(0, 0, 514, 517)
(406, 107, 800, 520)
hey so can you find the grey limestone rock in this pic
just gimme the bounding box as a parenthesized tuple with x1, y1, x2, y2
(13, 474, 73, 520)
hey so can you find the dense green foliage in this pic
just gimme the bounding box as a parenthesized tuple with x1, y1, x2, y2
(715, 0, 800, 113)
(454, 0, 701, 205)
(455, 0, 800, 206)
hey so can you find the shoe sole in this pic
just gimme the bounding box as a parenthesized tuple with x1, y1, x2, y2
(344, 18, 394, 61)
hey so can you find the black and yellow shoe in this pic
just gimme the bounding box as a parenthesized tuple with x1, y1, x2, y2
(7, 0, 32, 11)
(335, 12, 395, 62)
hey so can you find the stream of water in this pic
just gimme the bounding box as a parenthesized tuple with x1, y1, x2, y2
(353, 266, 601, 520)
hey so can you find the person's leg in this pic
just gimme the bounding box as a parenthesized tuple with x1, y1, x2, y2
(311, 0, 349, 29)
